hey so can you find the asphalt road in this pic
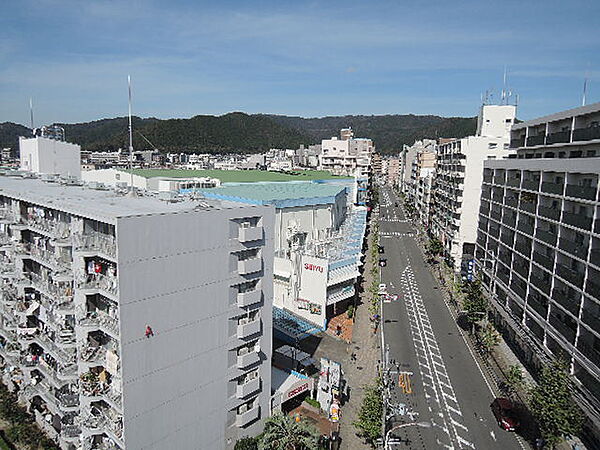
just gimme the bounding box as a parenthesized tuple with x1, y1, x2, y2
(378, 186, 523, 450)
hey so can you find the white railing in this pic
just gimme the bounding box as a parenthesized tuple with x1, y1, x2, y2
(27, 216, 71, 240)
(79, 310, 119, 336)
(23, 242, 71, 270)
(74, 232, 116, 259)
(77, 272, 119, 296)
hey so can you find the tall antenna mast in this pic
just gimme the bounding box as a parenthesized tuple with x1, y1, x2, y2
(582, 76, 588, 107)
(502, 65, 507, 104)
(127, 75, 135, 193)
(29, 98, 34, 133)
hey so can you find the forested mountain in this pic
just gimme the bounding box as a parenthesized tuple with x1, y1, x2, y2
(1, 112, 477, 154)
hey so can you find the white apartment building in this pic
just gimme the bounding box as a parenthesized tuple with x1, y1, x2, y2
(400, 139, 436, 195)
(320, 128, 374, 178)
(431, 105, 516, 269)
(475, 101, 600, 443)
(0, 173, 274, 449)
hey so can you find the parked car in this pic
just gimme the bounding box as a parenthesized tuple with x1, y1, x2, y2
(378, 283, 387, 294)
(490, 397, 520, 431)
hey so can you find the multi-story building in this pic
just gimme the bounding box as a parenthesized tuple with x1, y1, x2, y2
(320, 129, 374, 178)
(385, 157, 401, 187)
(400, 139, 436, 195)
(411, 150, 436, 228)
(431, 105, 516, 269)
(20, 134, 81, 179)
(475, 101, 600, 442)
(0, 174, 274, 449)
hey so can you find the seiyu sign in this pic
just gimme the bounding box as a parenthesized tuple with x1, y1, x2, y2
(298, 255, 328, 314)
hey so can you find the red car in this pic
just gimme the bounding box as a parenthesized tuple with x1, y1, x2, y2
(491, 398, 520, 431)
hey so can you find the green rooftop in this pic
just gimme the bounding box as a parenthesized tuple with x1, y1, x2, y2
(200, 181, 349, 208)
(128, 169, 349, 183)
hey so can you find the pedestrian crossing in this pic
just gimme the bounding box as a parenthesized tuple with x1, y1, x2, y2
(380, 218, 410, 223)
(380, 232, 414, 238)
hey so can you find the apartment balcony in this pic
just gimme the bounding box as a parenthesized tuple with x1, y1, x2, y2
(533, 251, 555, 271)
(79, 311, 120, 337)
(581, 309, 600, 334)
(78, 273, 119, 297)
(558, 238, 589, 260)
(586, 279, 600, 301)
(536, 229, 558, 246)
(238, 257, 262, 275)
(538, 206, 560, 221)
(563, 212, 592, 231)
(540, 182, 563, 195)
(522, 179, 540, 191)
(546, 130, 571, 145)
(74, 232, 116, 259)
(237, 319, 261, 340)
(26, 217, 71, 241)
(506, 177, 521, 188)
(26, 272, 74, 302)
(37, 359, 78, 387)
(573, 126, 600, 142)
(556, 264, 584, 288)
(530, 272, 551, 295)
(21, 243, 71, 272)
(237, 289, 262, 307)
(549, 313, 577, 344)
(590, 249, 600, 268)
(565, 184, 597, 201)
(35, 332, 77, 365)
(239, 226, 263, 243)
(517, 220, 534, 236)
(237, 350, 260, 369)
(527, 296, 548, 318)
(236, 405, 260, 427)
(526, 135, 545, 146)
(510, 137, 525, 148)
(237, 377, 261, 399)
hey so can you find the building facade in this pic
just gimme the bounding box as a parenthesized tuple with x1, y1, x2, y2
(20, 136, 81, 179)
(0, 174, 274, 449)
(431, 105, 516, 269)
(475, 101, 600, 441)
(320, 129, 374, 178)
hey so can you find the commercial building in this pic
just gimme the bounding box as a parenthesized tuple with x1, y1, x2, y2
(475, 101, 600, 441)
(431, 105, 516, 269)
(0, 173, 274, 449)
(320, 128, 374, 178)
(201, 180, 367, 335)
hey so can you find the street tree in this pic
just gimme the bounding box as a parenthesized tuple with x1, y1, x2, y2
(258, 414, 319, 450)
(477, 323, 500, 354)
(426, 238, 444, 256)
(504, 365, 525, 397)
(462, 280, 488, 327)
(353, 379, 383, 447)
(528, 358, 584, 449)
(235, 436, 259, 450)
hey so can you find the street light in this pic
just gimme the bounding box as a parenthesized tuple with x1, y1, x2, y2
(385, 421, 431, 450)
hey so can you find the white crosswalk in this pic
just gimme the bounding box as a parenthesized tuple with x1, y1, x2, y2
(400, 266, 475, 450)
(380, 232, 414, 237)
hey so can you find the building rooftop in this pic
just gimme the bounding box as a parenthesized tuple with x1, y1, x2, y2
(513, 101, 600, 130)
(129, 169, 350, 183)
(199, 181, 347, 208)
(0, 173, 246, 224)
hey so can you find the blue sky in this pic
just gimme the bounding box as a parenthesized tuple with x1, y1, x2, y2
(1, 0, 599, 126)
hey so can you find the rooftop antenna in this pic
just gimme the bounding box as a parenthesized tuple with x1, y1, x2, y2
(127, 75, 136, 196)
(501, 65, 507, 104)
(582, 75, 588, 107)
(29, 98, 34, 134)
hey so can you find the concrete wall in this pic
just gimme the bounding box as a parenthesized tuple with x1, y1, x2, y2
(477, 105, 517, 138)
(116, 204, 274, 449)
(19, 136, 81, 178)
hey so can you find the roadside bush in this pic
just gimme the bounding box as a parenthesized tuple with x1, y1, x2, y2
(346, 305, 355, 319)
(304, 397, 321, 410)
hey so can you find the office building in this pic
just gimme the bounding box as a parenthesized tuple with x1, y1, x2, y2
(475, 101, 600, 440)
(0, 173, 274, 449)
(431, 104, 516, 269)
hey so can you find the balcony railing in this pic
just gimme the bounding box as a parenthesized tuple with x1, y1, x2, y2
(556, 264, 584, 288)
(538, 206, 560, 221)
(237, 289, 262, 307)
(558, 238, 589, 260)
(74, 232, 116, 259)
(526, 135, 545, 146)
(238, 257, 262, 275)
(237, 350, 260, 368)
(26, 272, 74, 302)
(546, 130, 571, 144)
(236, 405, 260, 427)
(35, 331, 77, 364)
(540, 182, 563, 195)
(77, 272, 119, 297)
(573, 126, 600, 142)
(239, 226, 263, 243)
(563, 212, 592, 231)
(533, 251, 554, 271)
(237, 319, 261, 340)
(20, 243, 71, 271)
(26, 217, 71, 240)
(79, 311, 119, 336)
(565, 184, 597, 201)
(237, 377, 261, 399)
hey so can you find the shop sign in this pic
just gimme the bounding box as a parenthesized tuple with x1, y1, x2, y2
(286, 382, 310, 400)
